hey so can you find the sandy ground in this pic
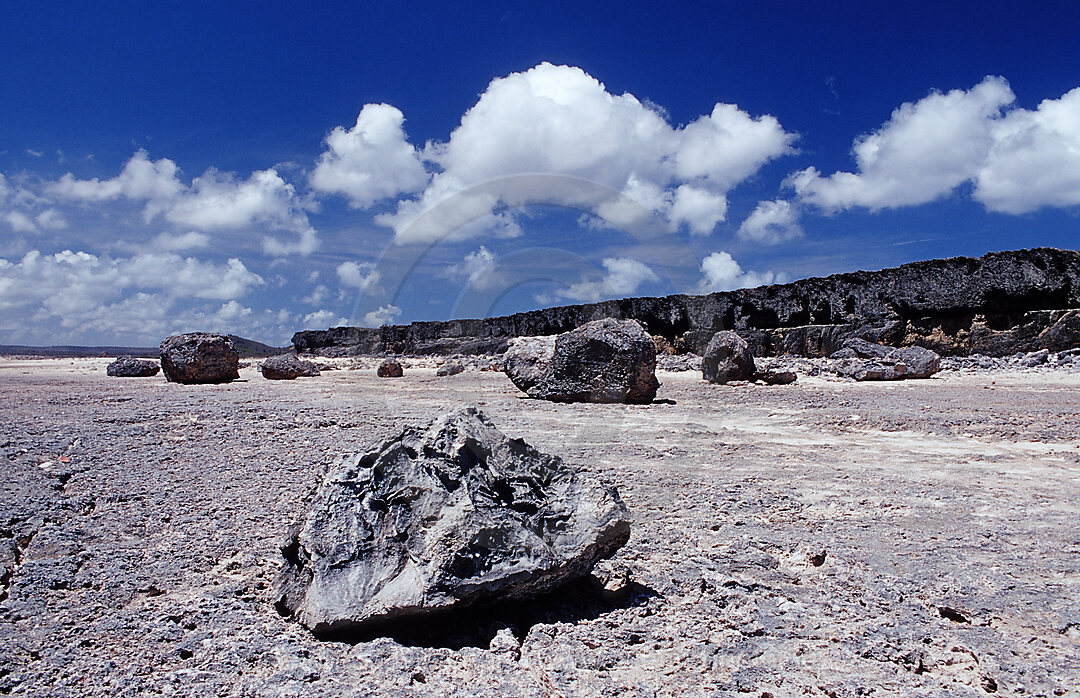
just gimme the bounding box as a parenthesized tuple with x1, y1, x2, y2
(1, 357, 1078, 697)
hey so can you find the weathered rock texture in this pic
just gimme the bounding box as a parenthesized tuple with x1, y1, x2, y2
(376, 359, 403, 378)
(259, 354, 320, 380)
(702, 331, 755, 384)
(293, 248, 1080, 358)
(275, 408, 630, 635)
(105, 356, 160, 378)
(505, 319, 659, 403)
(158, 333, 239, 384)
(436, 361, 465, 377)
(832, 338, 942, 381)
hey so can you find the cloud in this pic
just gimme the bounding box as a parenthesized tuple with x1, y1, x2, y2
(975, 87, 1080, 213)
(302, 309, 349, 328)
(698, 251, 784, 292)
(150, 231, 210, 251)
(309, 103, 429, 208)
(790, 77, 1080, 215)
(737, 199, 803, 244)
(301, 284, 329, 305)
(362, 304, 401, 327)
(367, 62, 794, 243)
(541, 256, 659, 303)
(50, 151, 318, 256)
(336, 260, 380, 291)
(443, 245, 503, 289)
(3, 211, 37, 233)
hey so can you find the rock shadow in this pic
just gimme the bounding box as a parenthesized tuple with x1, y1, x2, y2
(315, 574, 659, 650)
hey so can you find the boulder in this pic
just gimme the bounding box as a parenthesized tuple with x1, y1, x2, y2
(505, 319, 659, 403)
(106, 355, 160, 378)
(832, 339, 941, 380)
(503, 336, 556, 392)
(755, 369, 797, 385)
(436, 361, 465, 377)
(159, 333, 239, 384)
(275, 407, 630, 635)
(702, 331, 756, 384)
(259, 354, 320, 380)
(377, 359, 403, 378)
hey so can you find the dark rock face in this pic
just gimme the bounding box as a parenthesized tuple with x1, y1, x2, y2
(259, 354, 320, 380)
(832, 338, 941, 381)
(105, 356, 160, 378)
(274, 408, 630, 636)
(159, 333, 239, 384)
(293, 248, 1080, 358)
(435, 361, 465, 377)
(702, 331, 756, 384)
(506, 319, 659, 403)
(376, 359, 403, 378)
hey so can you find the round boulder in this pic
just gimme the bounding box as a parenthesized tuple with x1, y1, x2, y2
(377, 358, 403, 378)
(106, 356, 160, 378)
(159, 333, 240, 384)
(702, 331, 755, 384)
(260, 354, 320, 380)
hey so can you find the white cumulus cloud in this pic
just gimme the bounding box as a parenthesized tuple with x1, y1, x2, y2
(302, 309, 349, 328)
(541, 256, 659, 303)
(363, 304, 401, 327)
(309, 103, 429, 208)
(738, 199, 803, 244)
(443, 246, 503, 290)
(699, 251, 784, 292)
(336, 261, 380, 291)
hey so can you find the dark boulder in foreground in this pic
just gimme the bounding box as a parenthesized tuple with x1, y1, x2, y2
(702, 331, 756, 384)
(259, 354, 320, 380)
(275, 407, 630, 635)
(504, 319, 659, 403)
(376, 358, 403, 377)
(436, 361, 465, 377)
(832, 338, 941, 380)
(106, 356, 160, 378)
(159, 333, 239, 384)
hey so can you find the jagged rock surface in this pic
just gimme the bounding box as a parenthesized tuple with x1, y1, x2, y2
(702, 331, 756, 384)
(506, 319, 659, 404)
(158, 333, 239, 384)
(275, 408, 630, 635)
(259, 354, 320, 380)
(105, 356, 159, 378)
(293, 248, 1080, 358)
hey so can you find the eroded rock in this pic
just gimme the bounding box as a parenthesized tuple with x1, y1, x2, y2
(159, 333, 239, 384)
(832, 339, 941, 380)
(106, 356, 160, 378)
(377, 359, 403, 378)
(702, 331, 756, 384)
(259, 354, 320, 380)
(275, 407, 630, 635)
(436, 361, 465, 377)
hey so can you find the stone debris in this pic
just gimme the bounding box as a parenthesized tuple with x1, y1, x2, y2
(831, 338, 941, 381)
(701, 331, 756, 384)
(435, 361, 465, 377)
(105, 356, 160, 378)
(259, 354, 320, 380)
(504, 319, 659, 403)
(376, 359, 403, 378)
(158, 332, 239, 384)
(275, 407, 630, 635)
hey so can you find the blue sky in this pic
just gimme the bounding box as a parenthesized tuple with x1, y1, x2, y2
(1, 2, 1078, 346)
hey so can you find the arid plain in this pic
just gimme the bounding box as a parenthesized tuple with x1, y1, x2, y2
(2, 357, 1079, 697)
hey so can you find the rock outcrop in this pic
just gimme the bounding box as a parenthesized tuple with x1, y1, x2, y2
(159, 333, 239, 384)
(259, 354, 320, 380)
(702, 331, 756, 384)
(505, 319, 659, 403)
(293, 248, 1080, 358)
(274, 408, 630, 636)
(376, 359, 403, 377)
(105, 356, 160, 377)
(832, 338, 941, 381)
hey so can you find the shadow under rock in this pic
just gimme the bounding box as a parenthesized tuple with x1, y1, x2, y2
(317, 574, 659, 650)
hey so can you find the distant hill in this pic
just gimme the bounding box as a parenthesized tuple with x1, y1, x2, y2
(0, 334, 287, 359)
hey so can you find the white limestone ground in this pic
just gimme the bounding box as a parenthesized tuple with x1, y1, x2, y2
(1, 356, 1078, 696)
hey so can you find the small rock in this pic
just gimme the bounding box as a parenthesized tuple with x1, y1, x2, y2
(755, 369, 797, 385)
(376, 359, 403, 378)
(106, 356, 160, 378)
(259, 354, 320, 380)
(1020, 349, 1050, 367)
(702, 331, 756, 384)
(159, 333, 239, 384)
(436, 361, 465, 377)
